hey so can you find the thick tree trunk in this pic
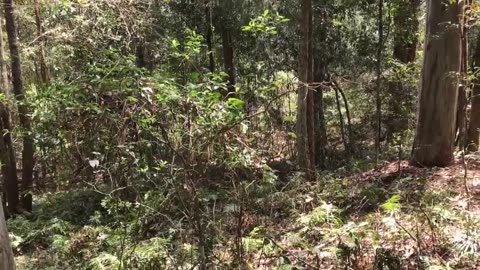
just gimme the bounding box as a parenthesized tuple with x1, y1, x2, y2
(455, 0, 471, 149)
(0, 195, 15, 270)
(221, 29, 235, 94)
(411, 0, 464, 167)
(4, 0, 34, 211)
(467, 31, 480, 152)
(0, 11, 18, 215)
(314, 61, 327, 168)
(386, 0, 420, 139)
(297, 0, 315, 180)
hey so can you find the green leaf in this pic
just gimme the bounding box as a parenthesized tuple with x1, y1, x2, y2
(381, 194, 401, 212)
(171, 39, 180, 48)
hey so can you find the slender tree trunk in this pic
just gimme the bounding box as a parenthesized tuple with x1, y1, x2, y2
(205, 0, 215, 73)
(0, 194, 15, 270)
(4, 0, 35, 211)
(386, 0, 420, 139)
(297, 0, 315, 180)
(34, 0, 49, 85)
(0, 18, 9, 100)
(336, 82, 354, 155)
(334, 87, 348, 155)
(467, 30, 480, 152)
(0, 11, 18, 215)
(221, 29, 235, 94)
(375, 0, 384, 166)
(456, 23, 469, 148)
(411, 0, 464, 167)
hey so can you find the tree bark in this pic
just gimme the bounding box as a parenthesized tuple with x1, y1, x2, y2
(0, 194, 15, 270)
(4, 0, 35, 211)
(0, 11, 18, 215)
(467, 30, 480, 152)
(0, 16, 9, 100)
(375, 0, 384, 165)
(411, 0, 464, 167)
(314, 61, 327, 168)
(334, 87, 348, 155)
(455, 0, 471, 149)
(297, 0, 315, 180)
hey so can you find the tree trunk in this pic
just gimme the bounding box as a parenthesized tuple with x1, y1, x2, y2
(297, 0, 315, 180)
(334, 87, 348, 155)
(375, 0, 384, 165)
(386, 0, 420, 138)
(4, 0, 35, 211)
(34, 0, 49, 85)
(205, 0, 215, 73)
(467, 31, 480, 152)
(221, 29, 235, 94)
(0, 195, 15, 270)
(0, 11, 18, 215)
(0, 17, 10, 100)
(314, 61, 327, 168)
(411, 0, 464, 167)
(455, 0, 471, 149)
(334, 81, 354, 155)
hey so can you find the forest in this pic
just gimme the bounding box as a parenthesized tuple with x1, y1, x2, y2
(0, 0, 479, 269)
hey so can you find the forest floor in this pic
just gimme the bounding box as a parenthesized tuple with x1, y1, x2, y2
(11, 157, 480, 269)
(248, 158, 480, 269)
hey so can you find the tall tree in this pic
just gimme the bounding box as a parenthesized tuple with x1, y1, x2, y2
(314, 60, 327, 168)
(411, 0, 464, 167)
(375, 0, 384, 165)
(4, 0, 35, 211)
(205, 0, 215, 73)
(297, 0, 315, 179)
(455, 0, 471, 148)
(34, 0, 49, 85)
(467, 31, 480, 152)
(0, 12, 19, 215)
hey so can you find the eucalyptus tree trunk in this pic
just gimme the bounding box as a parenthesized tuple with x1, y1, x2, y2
(297, 0, 315, 180)
(467, 31, 480, 152)
(0, 195, 15, 270)
(314, 60, 327, 168)
(0, 11, 19, 215)
(455, 0, 471, 148)
(411, 0, 464, 167)
(4, 0, 35, 211)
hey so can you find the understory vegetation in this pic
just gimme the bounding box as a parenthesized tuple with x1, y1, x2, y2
(0, 0, 479, 269)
